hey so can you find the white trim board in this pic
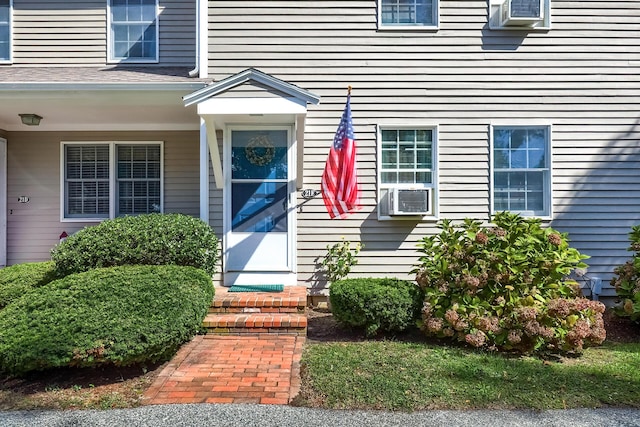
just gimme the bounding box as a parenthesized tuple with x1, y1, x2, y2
(0, 137, 6, 267)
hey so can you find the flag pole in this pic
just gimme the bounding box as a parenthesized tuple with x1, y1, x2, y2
(347, 85, 352, 95)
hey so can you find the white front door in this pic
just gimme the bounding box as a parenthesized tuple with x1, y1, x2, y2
(224, 126, 295, 284)
(0, 138, 6, 267)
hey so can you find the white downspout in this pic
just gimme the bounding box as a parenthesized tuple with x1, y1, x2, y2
(189, 0, 208, 79)
(198, 0, 208, 78)
(188, 0, 200, 77)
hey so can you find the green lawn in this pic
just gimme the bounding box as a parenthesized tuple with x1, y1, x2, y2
(296, 341, 640, 411)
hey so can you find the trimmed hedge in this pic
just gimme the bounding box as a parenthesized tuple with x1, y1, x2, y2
(330, 278, 423, 337)
(51, 213, 219, 277)
(0, 261, 58, 310)
(0, 265, 214, 375)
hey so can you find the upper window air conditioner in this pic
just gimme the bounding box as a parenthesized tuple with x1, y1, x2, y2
(500, 0, 544, 26)
(388, 188, 431, 216)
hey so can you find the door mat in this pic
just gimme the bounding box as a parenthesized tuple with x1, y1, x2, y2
(228, 284, 284, 293)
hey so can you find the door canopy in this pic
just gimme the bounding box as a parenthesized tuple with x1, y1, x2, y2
(183, 68, 321, 189)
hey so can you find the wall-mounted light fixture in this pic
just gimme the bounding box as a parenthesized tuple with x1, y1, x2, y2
(19, 113, 43, 126)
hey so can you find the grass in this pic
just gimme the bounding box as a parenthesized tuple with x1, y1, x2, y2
(0, 365, 158, 410)
(295, 341, 640, 411)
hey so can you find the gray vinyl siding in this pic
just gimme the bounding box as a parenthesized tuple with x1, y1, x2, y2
(207, 1, 640, 297)
(11, 0, 195, 66)
(6, 130, 199, 265)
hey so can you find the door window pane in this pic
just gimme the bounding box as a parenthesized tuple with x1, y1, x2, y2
(232, 182, 288, 233)
(231, 130, 288, 180)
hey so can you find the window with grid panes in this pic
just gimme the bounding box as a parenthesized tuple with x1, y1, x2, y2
(0, 0, 11, 61)
(379, 0, 438, 28)
(380, 128, 434, 186)
(116, 145, 161, 215)
(63, 143, 161, 220)
(109, 0, 158, 61)
(492, 126, 551, 217)
(64, 145, 110, 218)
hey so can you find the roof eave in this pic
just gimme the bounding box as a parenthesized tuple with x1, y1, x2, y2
(0, 82, 208, 92)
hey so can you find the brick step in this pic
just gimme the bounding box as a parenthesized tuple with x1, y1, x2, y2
(203, 313, 307, 336)
(209, 286, 306, 314)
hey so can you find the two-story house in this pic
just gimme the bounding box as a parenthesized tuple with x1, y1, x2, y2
(1, 1, 639, 301)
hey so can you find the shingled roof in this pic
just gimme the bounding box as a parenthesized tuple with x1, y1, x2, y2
(0, 66, 208, 84)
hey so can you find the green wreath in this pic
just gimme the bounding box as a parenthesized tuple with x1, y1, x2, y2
(245, 135, 276, 166)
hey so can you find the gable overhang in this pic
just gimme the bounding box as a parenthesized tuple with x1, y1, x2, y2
(183, 69, 320, 200)
(183, 68, 320, 107)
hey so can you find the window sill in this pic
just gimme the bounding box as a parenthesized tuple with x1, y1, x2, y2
(61, 217, 107, 223)
(491, 212, 552, 221)
(107, 58, 160, 65)
(377, 214, 439, 222)
(377, 25, 439, 32)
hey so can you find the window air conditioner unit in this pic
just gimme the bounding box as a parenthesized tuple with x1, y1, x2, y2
(500, 0, 544, 26)
(388, 188, 431, 216)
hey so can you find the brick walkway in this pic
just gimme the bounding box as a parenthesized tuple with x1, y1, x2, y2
(143, 334, 305, 405)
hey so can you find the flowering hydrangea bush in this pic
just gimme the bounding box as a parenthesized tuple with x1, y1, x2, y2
(610, 225, 640, 322)
(414, 212, 606, 354)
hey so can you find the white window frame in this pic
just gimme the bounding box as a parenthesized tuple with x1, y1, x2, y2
(488, 0, 551, 30)
(107, 0, 160, 64)
(60, 141, 164, 222)
(490, 124, 552, 219)
(377, 0, 439, 30)
(376, 124, 439, 220)
(0, 0, 12, 63)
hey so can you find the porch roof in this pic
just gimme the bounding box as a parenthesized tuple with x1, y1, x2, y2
(0, 67, 207, 132)
(0, 66, 206, 87)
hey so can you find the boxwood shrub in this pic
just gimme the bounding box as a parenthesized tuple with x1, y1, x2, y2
(0, 261, 58, 309)
(0, 265, 214, 375)
(329, 278, 423, 337)
(51, 213, 219, 277)
(415, 212, 606, 354)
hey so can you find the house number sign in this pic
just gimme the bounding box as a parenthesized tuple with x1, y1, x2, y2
(17, 196, 29, 203)
(301, 189, 320, 199)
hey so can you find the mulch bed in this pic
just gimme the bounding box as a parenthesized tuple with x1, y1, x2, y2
(308, 307, 640, 345)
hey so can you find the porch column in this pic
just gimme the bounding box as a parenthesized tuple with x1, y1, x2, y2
(199, 118, 209, 223)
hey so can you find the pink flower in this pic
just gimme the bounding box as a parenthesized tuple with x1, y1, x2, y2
(547, 233, 562, 246)
(426, 318, 444, 333)
(507, 330, 522, 344)
(465, 330, 487, 347)
(475, 232, 489, 245)
(445, 309, 459, 324)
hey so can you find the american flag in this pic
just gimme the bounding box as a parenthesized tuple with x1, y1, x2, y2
(321, 94, 359, 219)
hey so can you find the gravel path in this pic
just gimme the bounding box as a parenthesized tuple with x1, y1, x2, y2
(1, 404, 639, 427)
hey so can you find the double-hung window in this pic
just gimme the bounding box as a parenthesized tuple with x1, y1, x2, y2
(0, 0, 11, 62)
(109, 0, 158, 62)
(62, 142, 162, 220)
(378, 126, 438, 218)
(378, 0, 439, 29)
(491, 125, 551, 217)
